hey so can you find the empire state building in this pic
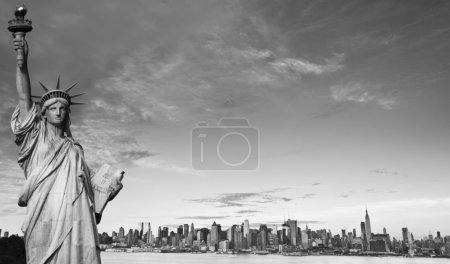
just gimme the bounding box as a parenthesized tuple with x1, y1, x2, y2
(365, 208, 372, 250)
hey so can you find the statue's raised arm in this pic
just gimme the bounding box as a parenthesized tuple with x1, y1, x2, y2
(13, 38, 32, 120)
(8, 5, 33, 121)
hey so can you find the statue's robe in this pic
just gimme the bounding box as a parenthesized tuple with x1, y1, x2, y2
(11, 104, 101, 264)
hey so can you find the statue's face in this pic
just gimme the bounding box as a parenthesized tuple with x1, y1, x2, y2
(45, 101, 67, 126)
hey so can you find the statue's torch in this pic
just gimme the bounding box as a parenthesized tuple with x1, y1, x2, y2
(8, 5, 33, 68)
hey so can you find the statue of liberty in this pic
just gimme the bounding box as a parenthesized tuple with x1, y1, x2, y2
(9, 5, 123, 264)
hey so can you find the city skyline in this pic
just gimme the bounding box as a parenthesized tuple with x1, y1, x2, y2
(2, 208, 444, 241)
(1, 1, 449, 238)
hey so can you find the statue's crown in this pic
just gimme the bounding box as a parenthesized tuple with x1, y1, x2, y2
(32, 76, 86, 107)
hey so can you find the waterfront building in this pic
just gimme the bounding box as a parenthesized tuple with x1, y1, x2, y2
(402, 227, 409, 244)
(138, 222, 144, 240)
(369, 239, 389, 252)
(162, 227, 169, 238)
(244, 219, 249, 239)
(210, 222, 219, 249)
(127, 229, 133, 247)
(249, 229, 258, 248)
(197, 230, 202, 242)
(133, 229, 140, 244)
(119, 227, 125, 240)
(146, 222, 152, 244)
(372, 233, 391, 250)
(286, 219, 298, 246)
(234, 227, 243, 250)
(301, 230, 309, 249)
(219, 240, 230, 252)
(260, 229, 267, 250)
(352, 237, 363, 250)
(184, 224, 189, 238)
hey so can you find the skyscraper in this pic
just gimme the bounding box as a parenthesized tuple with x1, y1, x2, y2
(119, 227, 125, 240)
(146, 222, 152, 244)
(365, 208, 372, 250)
(138, 222, 144, 240)
(360, 222, 366, 240)
(211, 221, 219, 249)
(127, 229, 133, 247)
(184, 224, 189, 238)
(244, 219, 249, 239)
(402, 227, 409, 243)
(365, 208, 372, 240)
(286, 219, 297, 246)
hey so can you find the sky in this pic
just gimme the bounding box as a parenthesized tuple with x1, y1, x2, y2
(0, 0, 449, 240)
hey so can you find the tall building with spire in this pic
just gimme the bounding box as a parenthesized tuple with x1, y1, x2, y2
(365, 208, 372, 240)
(365, 208, 372, 250)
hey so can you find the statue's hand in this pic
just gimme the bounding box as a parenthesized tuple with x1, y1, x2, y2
(18, 196, 27, 207)
(13, 37, 28, 63)
(108, 174, 124, 201)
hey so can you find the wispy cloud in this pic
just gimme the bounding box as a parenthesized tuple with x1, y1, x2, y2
(236, 210, 263, 214)
(187, 189, 293, 208)
(370, 169, 402, 176)
(330, 82, 396, 110)
(133, 156, 197, 174)
(298, 193, 317, 199)
(176, 216, 230, 220)
(270, 53, 345, 75)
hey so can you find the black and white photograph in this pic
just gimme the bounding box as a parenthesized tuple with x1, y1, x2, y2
(0, 1, 449, 263)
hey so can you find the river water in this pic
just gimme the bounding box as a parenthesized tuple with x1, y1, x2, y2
(101, 252, 449, 264)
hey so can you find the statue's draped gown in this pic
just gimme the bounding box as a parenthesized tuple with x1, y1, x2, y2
(11, 104, 101, 264)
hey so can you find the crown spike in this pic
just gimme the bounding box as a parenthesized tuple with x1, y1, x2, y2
(70, 92, 87, 99)
(65, 82, 78, 93)
(56, 76, 61, 90)
(39, 82, 50, 92)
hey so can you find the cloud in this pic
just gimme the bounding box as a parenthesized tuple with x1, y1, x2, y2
(330, 82, 396, 110)
(270, 53, 345, 75)
(311, 182, 321, 186)
(339, 194, 350, 198)
(133, 156, 197, 174)
(176, 216, 230, 220)
(236, 210, 263, 214)
(187, 188, 293, 208)
(370, 169, 401, 176)
(298, 193, 317, 199)
(365, 188, 398, 194)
